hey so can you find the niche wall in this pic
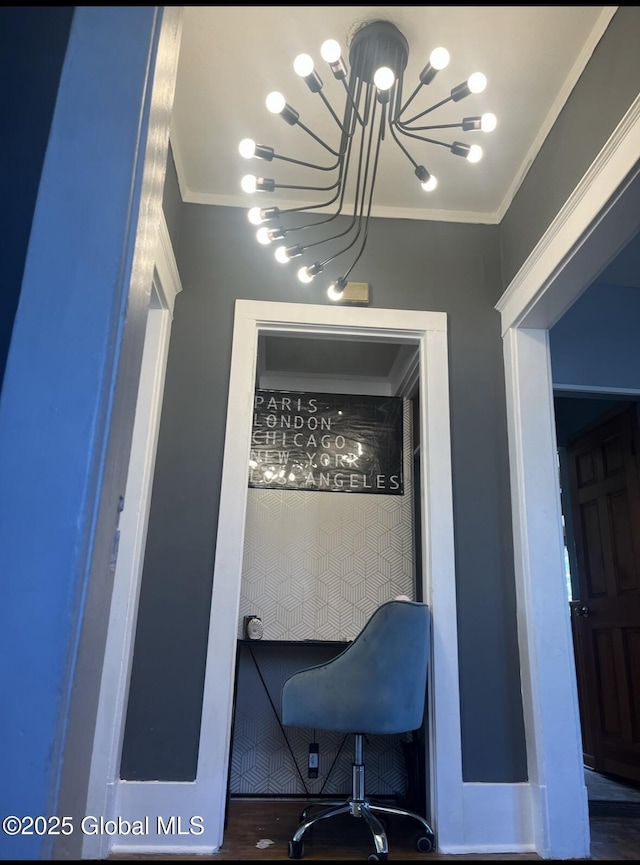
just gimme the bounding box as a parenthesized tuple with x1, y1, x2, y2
(230, 398, 416, 796)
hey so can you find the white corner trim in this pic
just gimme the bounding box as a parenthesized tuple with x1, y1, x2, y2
(154, 211, 183, 316)
(439, 782, 534, 854)
(110, 780, 218, 854)
(496, 93, 640, 333)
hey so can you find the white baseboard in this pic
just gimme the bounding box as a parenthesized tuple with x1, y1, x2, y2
(94, 779, 536, 857)
(439, 782, 535, 855)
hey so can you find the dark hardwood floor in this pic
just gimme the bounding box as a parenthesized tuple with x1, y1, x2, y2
(112, 797, 640, 861)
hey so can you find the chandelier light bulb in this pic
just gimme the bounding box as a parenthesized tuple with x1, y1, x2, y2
(238, 138, 256, 159)
(297, 266, 314, 284)
(481, 112, 497, 132)
(327, 278, 347, 301)
(241, 174, 257, 194)
(256, 227, 272, 245)
(274, 245, 289, 264)
(293, 53, 315, 78)
(373, 66, 395, 91)
(320, 39, 341, 64)
(248, 206, 263, 226)
(415, 164, 437, 192)
(430, 47, 450, 70)
(467, 144, 483, 163)
(468, 72, 487, 94)
(266, 91, 286, 114)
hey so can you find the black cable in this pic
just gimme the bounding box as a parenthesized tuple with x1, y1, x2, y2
(246, 645, 310, 796)
(319, 733, 349, 795)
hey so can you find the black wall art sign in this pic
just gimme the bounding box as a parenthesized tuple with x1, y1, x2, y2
(249, 390, 403, 494)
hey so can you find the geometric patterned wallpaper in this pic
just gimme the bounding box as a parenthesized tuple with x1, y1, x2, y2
(238, 400, 415, 641)
(230, 400, 417, 796)
(230, 642, 414, 798)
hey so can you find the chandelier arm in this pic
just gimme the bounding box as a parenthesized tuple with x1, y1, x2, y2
(400, 94, 454, 126)
(316, 88, 350, 131)
(393, 126, 457, 151)
(396, 80, 422, 120)
(285, 207, 346, 234)
(313, 94, 382, 272)
(326, 101, 385, 282)
(278, 194, 344, 218)
(263, 142, 352, 220)
(294, 118, 343, 157)
(340, 73, 366, 127)
(397, 121, 463, 133)
(271, 177, 343, 193)
(272, 151, 342, 171)
(388, 119, 419, 169)
(283, 125, 367, 259)
(276, 139, 356, 231)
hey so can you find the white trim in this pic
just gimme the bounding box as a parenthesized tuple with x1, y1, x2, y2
(196, 301, 462, 853)
(92, 779, 537, 857)
(446, 782, 534, 855)
(497, 94, 640, 334)
(82, 216, 182, 860)
(176, 186, 502, 224)
(107, 781, 535, 855)
(154, 212, 182, 317)
(502, 328, 589, 859)
(496, 87, 640, 860)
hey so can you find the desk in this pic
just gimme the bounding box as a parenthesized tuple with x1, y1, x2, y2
(230, 640, 350, 798)
(228, 639, 411, 800)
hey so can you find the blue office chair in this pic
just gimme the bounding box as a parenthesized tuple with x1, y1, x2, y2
(281, 599, 434, 860)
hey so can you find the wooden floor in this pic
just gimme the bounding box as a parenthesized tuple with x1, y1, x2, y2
(113, 797, 640, 861)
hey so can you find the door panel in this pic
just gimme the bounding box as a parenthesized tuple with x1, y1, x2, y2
(567, 403, 640, 782)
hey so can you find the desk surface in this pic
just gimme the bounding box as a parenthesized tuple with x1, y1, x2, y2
(238, 638, 351, 648)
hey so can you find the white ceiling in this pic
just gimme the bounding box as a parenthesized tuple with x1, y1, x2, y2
(170, 5, 616, 224)
(169, 6, 637, 391)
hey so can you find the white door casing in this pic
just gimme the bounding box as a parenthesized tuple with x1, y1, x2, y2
(198, 302, 462, 853)
(497, 95, 640, 859)
(83, 213, 182, 860)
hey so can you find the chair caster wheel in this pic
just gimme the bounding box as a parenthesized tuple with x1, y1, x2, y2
(416, 833, 434, 853)
(288, 839, 304, 859)
(368, 854, 387, 861)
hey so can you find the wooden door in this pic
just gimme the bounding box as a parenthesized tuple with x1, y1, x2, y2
(566, 403, 640, 782)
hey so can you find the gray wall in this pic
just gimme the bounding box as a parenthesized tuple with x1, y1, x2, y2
(122, 4, 640, 786)
(500, 5, 640, 288)
(123, 196, 526, 783)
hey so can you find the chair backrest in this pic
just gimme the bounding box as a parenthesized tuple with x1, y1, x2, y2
(281, 600, 430, 734)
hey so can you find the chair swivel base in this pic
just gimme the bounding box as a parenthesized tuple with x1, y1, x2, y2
(287, 791, 435, 860)
(289, 733, 434, 860)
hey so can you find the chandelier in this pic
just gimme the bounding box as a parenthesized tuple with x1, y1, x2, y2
(239, 19, 496, 301)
